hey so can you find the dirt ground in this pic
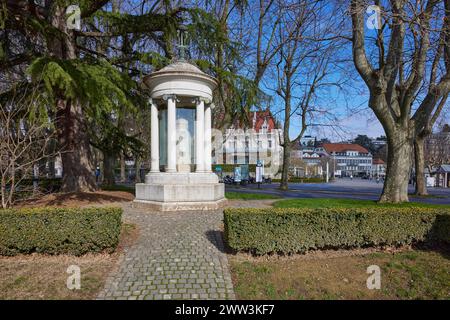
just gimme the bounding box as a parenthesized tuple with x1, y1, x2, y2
(1, 190, 139, 299)
(229, 247, 450, 300)
(15, 191, 134, 208)
(0, 223, 138, 300)
(225, 199, 276, 208)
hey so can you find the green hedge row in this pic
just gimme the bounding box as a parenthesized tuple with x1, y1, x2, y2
(272, 177, 325, 183)
(224, 208, 450, 255)
(0, 207, 122, 256)
(213, 164, 257, 172)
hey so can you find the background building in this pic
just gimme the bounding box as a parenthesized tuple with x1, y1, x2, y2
(425, 126, 450, 167)
(371, 158, 386, 178)
(300, 135, 316, 151)
(322, 143, 372, 177)
(212, 109, 283, 177)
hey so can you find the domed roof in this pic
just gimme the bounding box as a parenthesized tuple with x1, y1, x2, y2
(143, 60, 217, 100)
(156, 61, 205, 74)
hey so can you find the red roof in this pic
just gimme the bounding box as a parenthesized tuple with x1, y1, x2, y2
(227, 109, 278, 132)
(250, 110, 277, 132)
(322, 143, 369, 154)
(373, 158, 385, 165)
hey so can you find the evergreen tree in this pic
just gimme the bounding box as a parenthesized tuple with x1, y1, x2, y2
(1, 0, 245, 192)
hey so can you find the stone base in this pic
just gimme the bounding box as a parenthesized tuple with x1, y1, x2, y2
(134, 172, 225, 211)
(132, 199, 226, 212)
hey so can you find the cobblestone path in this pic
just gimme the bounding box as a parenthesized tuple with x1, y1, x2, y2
(98, 207, 235, 300)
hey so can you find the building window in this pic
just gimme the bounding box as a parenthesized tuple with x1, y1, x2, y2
(268, 140, 272, 148)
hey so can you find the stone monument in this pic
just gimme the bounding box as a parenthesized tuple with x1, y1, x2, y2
(133, 60, 225, 211)
(176, 118, 192, 173)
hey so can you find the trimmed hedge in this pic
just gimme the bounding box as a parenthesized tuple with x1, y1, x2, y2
(0, 207, 122, 256)
(213, 164, 258, 172)
(224, 208, 450, 255)
(272, 177, 325, 183)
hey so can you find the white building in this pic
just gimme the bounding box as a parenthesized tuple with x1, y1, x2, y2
(212, 109, 283, 177)
(372, 137, 387, 147)
(300, 135, 316, 150)
(371, 158, 386, 177)
(322, 143, 373, 177)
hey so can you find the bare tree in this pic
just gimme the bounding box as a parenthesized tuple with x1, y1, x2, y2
(0, 88, 58, 208)
(414, 93, 448, 195)
(273, 0, 344, 190)
(425, 120, 450, 170)
(351, 0, 450, 202)
(253, 0, 284, 86)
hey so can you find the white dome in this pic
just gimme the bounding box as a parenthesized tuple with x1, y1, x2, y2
(157, 61, 205, 74)
(143, 61, 217, 101)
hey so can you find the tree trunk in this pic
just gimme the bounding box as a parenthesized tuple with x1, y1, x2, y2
(50, 5, 96, 192)
(57, 99, 97, 192)
(280, 142, 290, 190)
(379, 131, 412, 203)
(46, 138, 57, 178)
(1, 175, 7, 209)
(120, 152, 126, 182)
(135, 156, 142, 183)
(48, 158, 55, 178)
(414, 136, 428, 196)
(103, 152, 116, 186)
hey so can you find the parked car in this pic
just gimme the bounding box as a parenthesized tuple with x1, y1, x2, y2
(223, 175, 234, 184)
(263, 176, 272, 184)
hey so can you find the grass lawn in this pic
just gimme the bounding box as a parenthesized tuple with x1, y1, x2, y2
(230, 249, 450, 300)
(0, 223, 137, 300)
(273, 198, 450, 209)
(225, 192, 281, 200)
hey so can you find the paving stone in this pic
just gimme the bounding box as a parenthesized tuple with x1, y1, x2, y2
(97, 207, 235, 300)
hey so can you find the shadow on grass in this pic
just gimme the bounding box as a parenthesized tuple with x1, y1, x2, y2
(205, 230, 235, 255)
(412, 243, 450, 261)
(419, 214, 450, 260)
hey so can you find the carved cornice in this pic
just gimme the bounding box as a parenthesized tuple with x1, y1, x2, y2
(162, 94, 177, 101)
(192, 97, 212, 105)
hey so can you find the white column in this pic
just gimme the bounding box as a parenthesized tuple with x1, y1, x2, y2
(150, 100, 159, 172)
(204, 104, 212, 172)
(196, 98, 205, 172)
(166, 95, 177, 173)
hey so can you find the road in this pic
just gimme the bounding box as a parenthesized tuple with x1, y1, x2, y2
(225, 178, 450, 205)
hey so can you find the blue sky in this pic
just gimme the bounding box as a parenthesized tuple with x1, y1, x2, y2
(116, 1, 448, 142)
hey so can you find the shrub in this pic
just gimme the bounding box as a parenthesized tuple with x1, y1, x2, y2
(212, 164, 260, 172)
(224, 207, 450, 255)
(0, 207, 122, 256)
(17, 178, 62, 193)
(272, 177, 325, 183)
